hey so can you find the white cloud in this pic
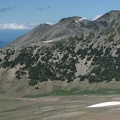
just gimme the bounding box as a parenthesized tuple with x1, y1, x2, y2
(0, 23, 39, 30)
(0, 22, 55, 30)
(37, 6, 50, 11)
(0, 6, 15, 13)
(92, 14, 102, 21)
(45, 22, 55, 25)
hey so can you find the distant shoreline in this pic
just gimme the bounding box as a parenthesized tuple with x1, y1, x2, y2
(0, 29, 30, 48)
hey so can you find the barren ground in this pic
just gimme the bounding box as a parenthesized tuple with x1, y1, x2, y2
(0, 95, 120, 120)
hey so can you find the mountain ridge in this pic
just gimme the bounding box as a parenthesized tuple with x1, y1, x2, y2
(9, 10, 120, 49)
(0, 10, 120, 97)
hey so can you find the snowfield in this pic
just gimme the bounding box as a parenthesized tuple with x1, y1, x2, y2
(88, 102, 120, 108)
(43, 40, 55, 43)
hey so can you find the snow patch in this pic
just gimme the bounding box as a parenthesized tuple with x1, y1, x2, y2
(79, 17, 86, 21)
(87, 101, 120, 108)
(92, 14, 102, 21)
(43, 40, 55, 43)
(75, 17, 86, 23)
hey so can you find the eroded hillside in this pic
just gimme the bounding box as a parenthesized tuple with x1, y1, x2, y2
(0, 10, 120, 88)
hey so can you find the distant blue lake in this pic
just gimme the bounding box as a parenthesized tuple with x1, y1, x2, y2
(0, 29, 30, 48)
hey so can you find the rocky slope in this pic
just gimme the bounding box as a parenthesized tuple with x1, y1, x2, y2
(0, 10, 120, 96)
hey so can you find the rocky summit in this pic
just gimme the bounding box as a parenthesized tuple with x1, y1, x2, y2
(0, 10, 120, 96)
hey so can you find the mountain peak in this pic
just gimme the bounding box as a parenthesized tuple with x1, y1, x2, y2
(109, 10, 120, 14)
(8, 10, 120, 48)
(2, 10, 120, 91)
(94, 10, 120, 28)
(59, 16, 82, 23)
(96, 10, 120, 21)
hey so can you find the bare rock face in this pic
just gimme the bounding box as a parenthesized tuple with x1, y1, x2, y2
(1, 10, 120, 94)
(95, 10, 120, 23)
(9, 16, 91, 48)
(8, 10, 120, 48)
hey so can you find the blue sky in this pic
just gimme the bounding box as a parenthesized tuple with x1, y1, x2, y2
(0, 0, 120, 29)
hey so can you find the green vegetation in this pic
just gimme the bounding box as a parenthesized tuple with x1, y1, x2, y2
(108, 33, 115, 42)
(1, 35, 120, 86)
(23, 88, 120, 98)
